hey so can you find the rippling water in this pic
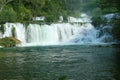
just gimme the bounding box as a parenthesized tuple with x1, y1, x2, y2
(0, 45, 120, 80)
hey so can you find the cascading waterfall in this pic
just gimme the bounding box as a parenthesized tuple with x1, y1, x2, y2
(26, 23, 81, 45)
(0, 13, 113, 46)
(3, 23, 26, 43)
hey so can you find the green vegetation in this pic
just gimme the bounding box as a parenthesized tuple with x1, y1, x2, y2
(0, 37, 20, 47)
(111, 18, 120, 42)
(0, 24, 5, 34)
(0, 0, 84, 22)
(12, 27, 15, 37)
(58, 76, 66, 80)
(0, 6, 16, 22)
(91, 16, 107, 27)
(0, 0, 119, 22)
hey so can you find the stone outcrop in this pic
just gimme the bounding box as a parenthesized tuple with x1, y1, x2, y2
(0, 37, 21, 47)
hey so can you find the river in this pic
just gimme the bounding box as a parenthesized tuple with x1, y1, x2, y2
(0, 45, 120, 80)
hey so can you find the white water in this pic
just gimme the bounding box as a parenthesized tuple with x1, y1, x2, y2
(68, 14, 91, 23)
(3, 23, 26, 43)
(0, 14, 113, 46)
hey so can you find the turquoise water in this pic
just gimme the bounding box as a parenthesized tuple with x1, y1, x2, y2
(0, 45, 120, 80)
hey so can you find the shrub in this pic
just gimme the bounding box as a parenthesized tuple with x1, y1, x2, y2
(0, 37, 20, 47)
(17, 4, 32, 21)
(0, 6, 17, 22)
(91, 16, 107, 27)
(111, 18, 120, 41)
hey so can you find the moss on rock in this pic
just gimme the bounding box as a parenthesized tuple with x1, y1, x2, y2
(0, 37, 21, 47)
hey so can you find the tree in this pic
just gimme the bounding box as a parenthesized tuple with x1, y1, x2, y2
(0, 0, 13, 12)
(0, 6, 17, 22)
(98, 0, 120, 14)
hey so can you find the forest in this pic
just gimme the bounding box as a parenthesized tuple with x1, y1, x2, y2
(0, 0, 120, 42)
(0, 0, 119, 21)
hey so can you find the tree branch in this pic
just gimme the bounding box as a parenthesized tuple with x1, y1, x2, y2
(0, 0, 13, 12)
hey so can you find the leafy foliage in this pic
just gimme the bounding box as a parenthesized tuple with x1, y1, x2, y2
(0, 37, 21, 47)
(111, 17, 120, 41)
(0, 37, 16, 47)
(0, 6, 17, 22)
(0, 0, 88, 22)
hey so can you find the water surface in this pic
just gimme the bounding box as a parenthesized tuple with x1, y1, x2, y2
(0, 45, 120, 80)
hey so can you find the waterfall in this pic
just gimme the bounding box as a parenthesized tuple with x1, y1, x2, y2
(3, 23, 26, 43)
(0, 14, 113, 46)
(25, 23, 80, 46)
